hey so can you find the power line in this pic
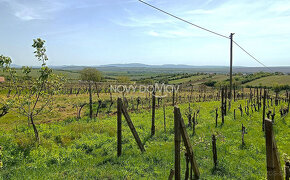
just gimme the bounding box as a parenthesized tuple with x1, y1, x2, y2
(138, 0, 274, 72)
(233, 41, 273, 72)
(138, 0, 229, 39)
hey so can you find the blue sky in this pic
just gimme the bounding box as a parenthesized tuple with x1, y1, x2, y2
(0, 0, 290, 67)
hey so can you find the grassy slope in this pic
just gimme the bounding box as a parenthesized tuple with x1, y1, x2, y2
(245, 75, 290, 87)
(169, 75, 208, 84)
(0, 98, 289, 179)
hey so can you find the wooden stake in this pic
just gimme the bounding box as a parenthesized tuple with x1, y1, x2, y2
(168, 169, 175, 180)
(262, 89, 267, 131)
(151, 89, 156, 136)
(117, 98, 122, 157)
(176, 107, 200, 179)
(174, 107, 181, 180)
(215, 108, 218, 127)
(121, 104, 145, 153)
(265, 119, 283, 180)
(89, 82, 93, 119)
(212, 134, 217, 168)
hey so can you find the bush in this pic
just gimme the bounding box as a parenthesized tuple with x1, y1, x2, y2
(203, 80, 217, 87)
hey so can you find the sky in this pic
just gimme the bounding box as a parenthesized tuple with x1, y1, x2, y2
(0, 0, 290, 67)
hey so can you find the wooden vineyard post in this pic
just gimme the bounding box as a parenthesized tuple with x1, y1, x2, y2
(193, 113, 196, 136)
(175, 107, 200, 179)
(215, 108, 218, 127)
(242, 124, 246, 146)
(162, 87, 166, 132)
(121, 101, 145, 153)
(224, 86, 227, 116)
(89, 82, 93, 119)
(234, 109, 236, 120)
(239, 104, 243, 117)
(221, 88, 225, 124)
(263, 88, 267, 131)
(234, 84, 236, 101)
(212, 134, 217, 168)
(285, 161, 290, 180)
(151, 89, 156, 136)
(117, 98, 122, 157)
(168, 169, 175, 180)
(174, 107, 181, 180)
(173, 86, 175, 106)
(265, 119, 283, 180)
(185, 153, 190, 180)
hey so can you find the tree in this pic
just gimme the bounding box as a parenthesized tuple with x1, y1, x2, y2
(80, 68, 102, 82)
(117, 76, 130, 83)
(0, 38, 65, 143)
(80, 68, 103, 119)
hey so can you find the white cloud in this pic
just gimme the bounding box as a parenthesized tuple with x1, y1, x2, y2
(0, 0, 67, 21)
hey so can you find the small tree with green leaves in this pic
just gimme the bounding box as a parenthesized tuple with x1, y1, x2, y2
(80, 68, 102, 82)
(0, 38, 65, 143)
(80, 68, 103, 119)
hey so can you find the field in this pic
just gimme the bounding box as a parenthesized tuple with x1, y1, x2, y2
(0, 85, 290, 179)
(0, 64, 290, 179)
(245, 75, 290, 87)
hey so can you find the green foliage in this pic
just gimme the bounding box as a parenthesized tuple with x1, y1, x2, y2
(138, 78, 155, 84)
(0, 55, 12, 71)
(32, 38, 48, 66)
(239, 72, 271, 84)
(116, 76, 130, 83)
(0, 38, 66, 142)
(80, 68, 103, 82)
(203, 80, 217, 87)
(21, 66, 32, 80)
(272, 84, 290, 92)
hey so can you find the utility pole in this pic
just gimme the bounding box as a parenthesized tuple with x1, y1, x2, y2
(229, 33, 235, 101)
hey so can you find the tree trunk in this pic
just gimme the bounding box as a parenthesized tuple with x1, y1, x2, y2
(30, 114, 39, 143)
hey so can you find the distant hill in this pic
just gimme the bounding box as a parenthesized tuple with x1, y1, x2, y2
(11, 63, 290, 74)
(99, 63, 150, 68)
(99, 63, 228, 69)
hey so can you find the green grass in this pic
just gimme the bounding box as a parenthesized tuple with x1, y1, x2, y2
(245, 75, 290, 87)
(169, 75, 208, 84)
(0, 98, 289, 179)
(0, 68, 80, 81)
